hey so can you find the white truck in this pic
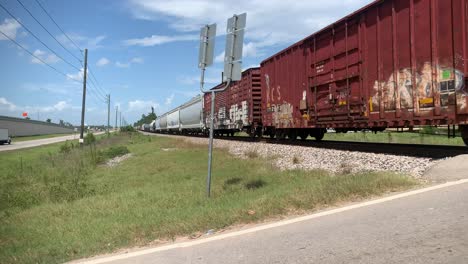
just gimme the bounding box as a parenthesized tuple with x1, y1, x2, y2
(0, 128, 11, 145)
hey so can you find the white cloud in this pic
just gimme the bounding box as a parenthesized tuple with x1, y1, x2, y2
(31, 49, 60, 64)
(49, 101, 69, 112)
(57, 33, 106, 50)
(0, 97, 17, 111)
(128, 0, 373, 53)
(66, 68, 85, 81)
(165, 94, 174, 106)
(242, 42, 258, 57)
(130, 57, 144, 64)
(0, 97, 75, 115)
(128, 99, 159, 112)
(96, 57, 110, 67)
(115, 57, 144, 68)
(0, 18, 21, 40)
(214, 52, 224, 63)
(124, 34, 197, 46)
(115, 61, 130, 68)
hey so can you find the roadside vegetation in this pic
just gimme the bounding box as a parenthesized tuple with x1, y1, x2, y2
(1, 132, 416, 263)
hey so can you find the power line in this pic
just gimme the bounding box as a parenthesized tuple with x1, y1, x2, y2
(87, 67, 107, 97)
(86, 81, 107, 102)
(33, 0, 82, 53)
(87, 88, 106, 104)
(33, 0, 110, 104)
(27, 0, 109, 103)
(86, 76, 107, 99)
(0, 2, 81, 72)
(0, 28, 81, 83)
(15, 0, 82, 63)
(87, 66, 107, 96)
(84, 80, 106, 104)
(87, 82, 106, 101)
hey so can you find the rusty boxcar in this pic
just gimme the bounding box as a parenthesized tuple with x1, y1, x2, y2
(204, 68, 262, 136)
(261, 0, 468, 143)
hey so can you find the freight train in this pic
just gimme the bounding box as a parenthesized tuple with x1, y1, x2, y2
(147, 0, 468, 146)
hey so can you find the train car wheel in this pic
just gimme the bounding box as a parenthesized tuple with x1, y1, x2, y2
(463, 137, 468, 146)
(461, 126, 468, 146)
(311, 129, 325, 141)
(315, 133, 324, 141)
(275, 129, 284, 140)
(288, 130, 297, 141)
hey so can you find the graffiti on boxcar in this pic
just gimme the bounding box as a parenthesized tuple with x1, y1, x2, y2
(265, 74, 271, 106)
(265, 73, 293, 126)
(272, 103, 293, 127)
(371, 62, 466, 112)
(265, 74, 282, 105)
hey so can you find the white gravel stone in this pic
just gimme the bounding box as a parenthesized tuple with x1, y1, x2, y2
(106, 153, 133, 167)
(159, 135, 436, 179)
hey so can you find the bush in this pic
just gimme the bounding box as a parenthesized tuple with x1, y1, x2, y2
(96, 146, 130, 164)
(120, 126, 136, 132)
(84, 132, 96, 145)
(420, 126, 435, 135)
(105, 146, 130, 159)
(59, 141, 71, 154)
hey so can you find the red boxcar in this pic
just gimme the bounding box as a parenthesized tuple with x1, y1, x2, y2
(204, 68, 262, 135)
(261, 0, 468, 142)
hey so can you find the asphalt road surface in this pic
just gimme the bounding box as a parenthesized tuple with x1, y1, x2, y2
(76, 180, 468, 264)
(0, 132, 106, 152)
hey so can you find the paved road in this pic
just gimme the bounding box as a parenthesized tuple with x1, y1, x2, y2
(0, 132, 106, 152)
(76, 180, 468, 264)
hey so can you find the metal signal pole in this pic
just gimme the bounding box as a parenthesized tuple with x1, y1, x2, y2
(115, 106, 118, 130)
(79, 48, 88, 145)
(107, 94, 110, 137)
(198, 14, 246, 198)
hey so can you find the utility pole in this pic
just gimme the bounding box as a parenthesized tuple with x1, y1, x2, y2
(107, 94, 110, 137)
(115, 106, 118, 130)
(79, 48, 88, 145)
(119, 112, 122, 128)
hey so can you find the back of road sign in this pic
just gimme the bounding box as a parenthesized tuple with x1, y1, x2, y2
(223, 13, 246, 82)
(198, 23, 216, 68)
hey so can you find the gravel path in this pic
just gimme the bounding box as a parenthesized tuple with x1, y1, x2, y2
(158, 135, 435, 179)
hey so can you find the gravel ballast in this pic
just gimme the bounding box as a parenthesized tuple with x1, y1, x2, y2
(159, 135, 436, 179)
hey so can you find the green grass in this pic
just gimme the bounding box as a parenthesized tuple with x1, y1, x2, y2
(324, 131, 465, 146)
(12, 133, 76, 142)
(0, 133, 416, 264)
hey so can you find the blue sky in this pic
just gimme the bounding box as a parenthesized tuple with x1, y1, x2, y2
(0, 0, 373, 125)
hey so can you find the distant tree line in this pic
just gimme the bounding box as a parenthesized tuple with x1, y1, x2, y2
(24, 116, 74, 127)
(134, 106, 157, 127)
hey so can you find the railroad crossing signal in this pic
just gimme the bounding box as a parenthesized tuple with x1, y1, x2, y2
(223, 13, 246, 82)
(198, 13, 247, 198)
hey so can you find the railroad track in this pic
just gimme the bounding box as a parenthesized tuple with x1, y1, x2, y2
(143, 132, 468, 159)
